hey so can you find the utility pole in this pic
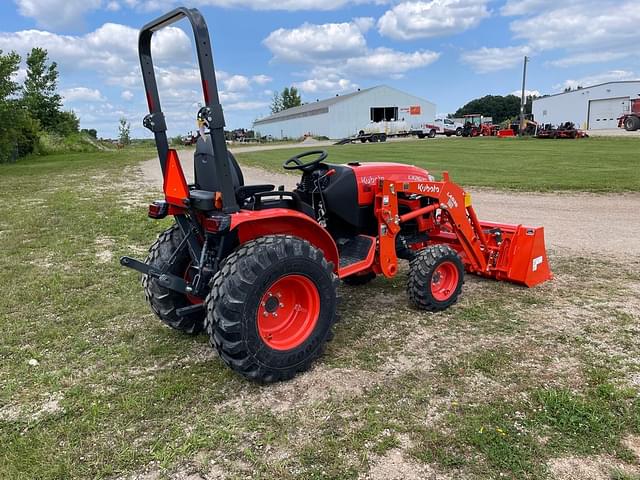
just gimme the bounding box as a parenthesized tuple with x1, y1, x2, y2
(519, 55, 529, 135)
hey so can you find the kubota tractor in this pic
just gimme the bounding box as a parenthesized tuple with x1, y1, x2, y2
(460, 114, 498, 137)
(121, 7, 553, 383)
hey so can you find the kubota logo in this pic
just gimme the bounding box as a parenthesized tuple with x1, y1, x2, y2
(360, 175, 381, 185)
(417, 183, 440, 193)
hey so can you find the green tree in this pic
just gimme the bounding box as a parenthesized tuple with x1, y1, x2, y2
(270, 86, 302, 113)
(270, 91, 283, 114)
(118, 118, 131, 145)
(0, 50, 21, 101)
(56, 110, 80, 137)
(23, 47, 62, 132)
(81, 128, 97, 138)
(281, 86, 301, 110)
(454, 95, 522, 124)
(0, 50, 39, 163)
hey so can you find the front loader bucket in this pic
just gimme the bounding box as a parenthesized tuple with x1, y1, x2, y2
(481, 222, 553, 287)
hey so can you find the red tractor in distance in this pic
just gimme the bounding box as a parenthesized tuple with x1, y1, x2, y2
(121, 7, 553, 383)
(461, 114, 499, 137)
(618, 99, 640, 132)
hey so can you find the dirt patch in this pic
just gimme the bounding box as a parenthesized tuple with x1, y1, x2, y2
(361, 449, 450, 480)
(95, 236, 115, 264)
(623, 434, 640, 460)
(0, 392, 64, 423)
(548, 454, 640, 480)
(224, 364, 374, 414)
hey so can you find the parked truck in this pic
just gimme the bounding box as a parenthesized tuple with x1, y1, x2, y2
(618, 99, 640, 131)
(411, 118, 463, 138)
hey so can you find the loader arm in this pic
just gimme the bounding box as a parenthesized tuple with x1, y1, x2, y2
(375, 172, 552, 287)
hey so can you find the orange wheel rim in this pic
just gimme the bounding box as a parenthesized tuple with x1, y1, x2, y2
(431, 261, 458, 302)
(257, 274, 320, 350)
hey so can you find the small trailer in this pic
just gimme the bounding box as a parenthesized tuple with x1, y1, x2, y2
(335, 120, 411, 144)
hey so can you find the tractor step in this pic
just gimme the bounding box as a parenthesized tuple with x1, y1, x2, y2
(338, 235, 374, 268)
(337, 235, 376, 278)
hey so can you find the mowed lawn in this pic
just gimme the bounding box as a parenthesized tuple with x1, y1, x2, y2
(1, 143, 640, 479)
(236, 136, 640, 192)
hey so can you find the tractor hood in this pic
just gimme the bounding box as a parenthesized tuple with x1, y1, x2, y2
(346, 162, 431, 205)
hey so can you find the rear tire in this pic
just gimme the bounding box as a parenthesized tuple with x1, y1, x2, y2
(206, 235, 338, 383)
(143, 224, 205, 334)
(624, 116, 640, 131)
(407, 245, 464, 311)
(417, 133, 425, 139)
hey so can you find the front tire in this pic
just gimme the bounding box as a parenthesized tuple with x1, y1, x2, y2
(428, 129, 436, 138)
(142, 224, 205, 334)
(407, 245, 464, 311)
(206, 235, 338, 382)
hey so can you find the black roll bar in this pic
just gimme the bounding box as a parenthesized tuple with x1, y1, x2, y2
(138, 7, 239, 213)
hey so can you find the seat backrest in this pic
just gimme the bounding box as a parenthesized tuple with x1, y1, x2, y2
(193, 135, 244, 192)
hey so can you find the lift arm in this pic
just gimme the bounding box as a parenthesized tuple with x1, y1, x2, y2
(375, 173, 552, 287)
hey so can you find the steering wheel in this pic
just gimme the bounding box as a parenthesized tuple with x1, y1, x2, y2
(283, 150, 328, 172)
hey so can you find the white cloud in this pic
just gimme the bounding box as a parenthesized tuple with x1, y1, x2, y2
(122, 0, 387, 11)
(345, 48, 440, 77)
(61, 87, 106, 103)
(106, 1, 121, 11)
(500, 0, 558, 16)
(553, 70, 639, 91)
(264, 20, 370, 63)
(510, 1, 640, 53)
(224, 75, 251, 92)
(251, 74, 272, 85)
(263, 18, 439, 94)
(295, 75, 359, 94)
(461, 45, 530, 73)
(121, 90, 134, 101)
(15, 0, 102, 30)
(0, 24, 191, 81)
(378, 0, 490, 40)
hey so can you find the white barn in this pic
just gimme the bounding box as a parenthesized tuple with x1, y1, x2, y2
(253, 85, 436, 140)
(532, 81, 640, 130)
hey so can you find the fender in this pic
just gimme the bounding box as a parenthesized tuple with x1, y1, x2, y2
(230, 209, 340, 271)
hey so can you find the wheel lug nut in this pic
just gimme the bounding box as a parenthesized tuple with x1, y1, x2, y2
(273, 312, 278, 317)
(279, 303, 284, 308)
(263, 311, 268, 317)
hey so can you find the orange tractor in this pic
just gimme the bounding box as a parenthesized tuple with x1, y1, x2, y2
(461, 114, 499, 137)
(121, 7, 553, 383)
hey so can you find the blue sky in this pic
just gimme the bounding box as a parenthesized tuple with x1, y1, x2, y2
(0, 0, 638, 138)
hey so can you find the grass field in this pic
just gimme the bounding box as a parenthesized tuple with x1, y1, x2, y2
(236, 137, 640, 192)
(1, 145, 640, 479)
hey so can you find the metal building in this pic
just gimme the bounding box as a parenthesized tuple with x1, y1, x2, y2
(532, 81, 640, 130)
(253, 85, 436, 140)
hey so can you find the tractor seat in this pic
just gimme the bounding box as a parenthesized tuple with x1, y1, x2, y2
(189, 185, 276, 211)
(236, 184, 275, 202)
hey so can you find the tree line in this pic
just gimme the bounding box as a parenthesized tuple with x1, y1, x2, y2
(453, 94, 536, 124)
(0, 47, 80, 163)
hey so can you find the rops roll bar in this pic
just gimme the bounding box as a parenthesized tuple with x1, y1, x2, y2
(138, 7, 238, 213)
